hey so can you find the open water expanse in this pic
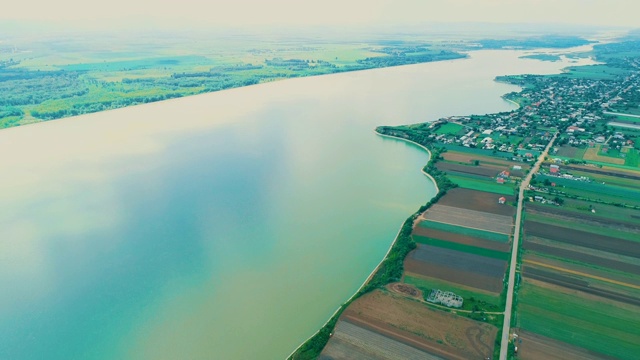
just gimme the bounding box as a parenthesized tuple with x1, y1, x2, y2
(0, 50, 593, 359)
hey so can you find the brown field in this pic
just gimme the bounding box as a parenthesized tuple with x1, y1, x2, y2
(436, 188, 516, 216)
(412, 227, 511, 252)
(555, 146, 580, 158)
(527, 203, 640, 233)
(523, 241, 640, 275)
(436, 162, 500, 178)
(583, 146, 625, 165)
(441, 151, 528, 169)
(339, 290, 497, 360)
(562, 164, 640, 180)
(425, 204, 513, 234)
(516, 330, 615, 360)
(404, 245, 506, 293)
(524, 221, 640, 258)
(319, 320, 443, 360)
(522, 266, 640, 306)
(387, 282, 423, 300)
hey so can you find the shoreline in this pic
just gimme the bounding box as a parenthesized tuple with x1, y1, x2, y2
(287, 130, 440, 359)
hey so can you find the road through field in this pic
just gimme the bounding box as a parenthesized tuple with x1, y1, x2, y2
(499, 133, 557, 360)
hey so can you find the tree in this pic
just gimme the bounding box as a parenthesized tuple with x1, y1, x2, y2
(553, 196, 565, 205)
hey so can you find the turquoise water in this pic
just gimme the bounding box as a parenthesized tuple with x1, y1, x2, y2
(0, 50, 592, 359)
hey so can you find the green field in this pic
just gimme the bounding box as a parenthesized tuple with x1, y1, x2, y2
(530, 198, 640, 226)
(404, 275, 504, 312)
(448, 174, 516, 195)
(555, 64, 631, 80)
(525, 212, 640, 243)
(539, 175, 640, 206)
(518, 281, 640, 359)
(413, 235, 509, 260)
(418, 220, 510, 243)
(435, 122, 465, 135)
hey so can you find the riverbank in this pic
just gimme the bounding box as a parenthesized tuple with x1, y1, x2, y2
(288, 130, 449, 360)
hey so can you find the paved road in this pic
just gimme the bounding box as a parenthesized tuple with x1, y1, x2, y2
(499, 133, 558, 360)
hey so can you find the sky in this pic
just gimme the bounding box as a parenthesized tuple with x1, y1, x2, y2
(1, 0, 638, 30)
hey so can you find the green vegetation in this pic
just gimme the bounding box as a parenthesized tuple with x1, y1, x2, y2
(404, 275, 503, 312)
(518, 281, 640, 360)
(0, 35, 466, 129)
(413, 235, 509, 260)
(434, 122, 464, 135)
(447, 174, 516, 195)
(418, 220, 510, 243)
(478, 36, 591, 50)
(520, 54, 561, 62)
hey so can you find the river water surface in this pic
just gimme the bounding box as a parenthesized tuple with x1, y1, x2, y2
(0, 50, 592, 359)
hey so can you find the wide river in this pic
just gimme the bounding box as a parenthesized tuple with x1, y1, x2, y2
(0, 50, 592, 359)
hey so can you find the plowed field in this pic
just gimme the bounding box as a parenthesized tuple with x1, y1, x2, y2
(412, 226, 511, 252)
(524, 221, 640, 258)
(425, 204, 513, 234)
(436, 188, 516, 216)
(516, 330, 615, 360)
(340, 290, 497, 360)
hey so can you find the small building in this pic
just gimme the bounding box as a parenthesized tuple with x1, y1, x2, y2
(497, 178, 505, 184)
(512, 165, 522, 170)
(550, 167, 559, 174)
(498, 197, 506, 204)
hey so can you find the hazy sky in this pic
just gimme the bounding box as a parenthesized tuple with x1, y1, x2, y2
(2, 0, 638, 29)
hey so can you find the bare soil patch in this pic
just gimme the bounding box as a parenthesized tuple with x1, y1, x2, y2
(441, 151, 526, 169)
(387, 283, 422, 300)
(436, 162, 499, 178)
(412, 226, 511, 252)
(437, 187, 516, 216)
(426, 204, 514, 234)
(516, 329, 615, 360)
(340, 290, 497, 360)
(524, 221, 640, 258)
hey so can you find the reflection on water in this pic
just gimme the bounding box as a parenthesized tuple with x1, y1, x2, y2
(0, 50, 593, 359)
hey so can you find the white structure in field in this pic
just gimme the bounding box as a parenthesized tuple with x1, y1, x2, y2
(427, 289, 463, 308)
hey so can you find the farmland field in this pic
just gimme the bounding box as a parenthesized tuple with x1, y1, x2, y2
(412, 226, 511, 252)
(418, 220, 510, 243)
(447, 174, 516, 195)
(527, 198, 640, 226)
(435, 123, 465, 135)
(527, 202, 640, 232)
(319, 320, 442, 360)
(340, 290, 498, 360)
(583, 146, 625, 165)
(405, 244, 507, 293)
(523, 241, 640, 276)
(516, 330, 610, 360)
(403, 275, 503, 310)
(424, 204, 514, 234)
(525, 213, 640, 242)
(436, 188, 516, 216)
(524, 221, 640, 257)
(413, 236, 509, 260)
(441, 150, 526, 168)
(436, 162, 499, 178)
(517, 279, 640, 360)
(555, 145, 586, 159)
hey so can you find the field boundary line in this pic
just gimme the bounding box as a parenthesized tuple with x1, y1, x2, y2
(525, 260, 640, 290)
